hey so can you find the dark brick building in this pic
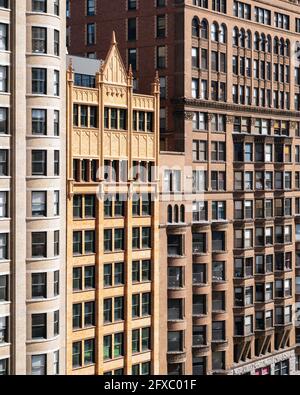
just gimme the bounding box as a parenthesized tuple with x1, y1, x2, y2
(67, 0, 300, 376)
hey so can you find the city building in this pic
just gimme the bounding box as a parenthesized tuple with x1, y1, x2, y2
(0, 0, 66, 375)
(66, 34, 160, 375)
(67, 0, 300, 375)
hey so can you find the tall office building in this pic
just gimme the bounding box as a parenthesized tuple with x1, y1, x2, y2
(66, 36, 160, 375)
(0, 0, 66, 375)
(67, 0, 300, 375)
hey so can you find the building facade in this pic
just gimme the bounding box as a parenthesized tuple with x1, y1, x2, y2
(66, 36, 160, 375)
(67, 0, 300, 375)
(0, 0, 66, 375)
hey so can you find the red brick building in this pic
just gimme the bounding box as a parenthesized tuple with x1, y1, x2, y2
(68, 0, 300, 376)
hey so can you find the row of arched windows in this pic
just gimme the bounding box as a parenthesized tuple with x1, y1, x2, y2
(192, 18, 290, 56)
(167, 205, 185, 224)
(192, 18, 227, 43)
(233, 28, 290, 56)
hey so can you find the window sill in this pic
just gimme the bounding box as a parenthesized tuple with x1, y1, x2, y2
(132, 281, 152, 286)
(28, 135, 61, 139)
(132, 349, 152, 357)
(72, 326, 96, 333)
(104, 251, 125, 255)
(26, 338, 54, 345)
(73, 253, 96, 258)
(103, 356, 125, 364)
(27, 53, 61, 60)
(0, 342, 10, 348)
(72, 363, 96, 371)
(103, 321, 124, 327)
(103, 284, 125, 290)
(192, 314, 208, 319)
(132, 215, 152, 219)
(73, 288, 96, 294)
(27, 257, 59, 263)
(132, 248, 152, 252)
(27, 296, 60, 303)
(168, 319, 185, 323)
(132, 315, 151, 321)
(28, 216, 59, 221)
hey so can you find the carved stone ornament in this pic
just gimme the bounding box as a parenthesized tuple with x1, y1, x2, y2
(184, 111, 194, 121)
(226, 115, 234, 124)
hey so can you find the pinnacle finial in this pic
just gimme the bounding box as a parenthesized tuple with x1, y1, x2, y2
(155, 70, 160, 84)
(99, 59, 105, 73)
(128, 64, 133, 77)
(111, 31, 117, 45)
(68, 58, 73, 72)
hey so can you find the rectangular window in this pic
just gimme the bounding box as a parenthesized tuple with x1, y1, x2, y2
(32, 313, 47, 339)
(54, 70, 59, 96)
(0, 316, 8, 344)
(0, 150, 8, 176)
(32, 232, 46, 258)
(0, 66, 8, 92)
(0, 275, 8, 302)
(31, 355, 46, 375)
(32, 109, 47, 135)
(32, 68, 46, 94)
(32, 150, 47, 176)
(32, 191, 46, 217)
(32, 273, 46, 299)
(0, 191, 8, 218)
(0, 23, 8, 51)
(72, 342, 82, 368)
(32, 27, 47, 53)
(54, 150, 60, 176)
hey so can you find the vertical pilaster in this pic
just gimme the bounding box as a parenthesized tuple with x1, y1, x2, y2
(11, 0, 27, 374)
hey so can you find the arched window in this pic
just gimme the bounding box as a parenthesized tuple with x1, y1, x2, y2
(254, 32, 260, 51)
(168, 205, 172, 223)
(180, 205, 185, 223)
(192, 17, 200, 37)
(285, 40, 290, 57)
(233, 27, 239, 47)
(201, 19, 208, 39)
(246, 30, 252, 49)
(297, 41, 300, 63)
(211, 22, 218, 42)
(219, 24, 227, 44)
(280, 38, 285, 56)
(240, 29, 245, 48)
(260, 33, 266, 52)
(274, 37, 279, 54)
(267, 35, 272, 53)
(174, 205, 179, 223)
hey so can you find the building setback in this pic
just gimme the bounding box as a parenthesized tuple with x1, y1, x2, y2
(67, 0, 300, 375)
(0, 0, 66, 375)
(66, 36, 161, 375)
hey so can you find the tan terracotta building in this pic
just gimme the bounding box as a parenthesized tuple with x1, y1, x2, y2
(67, 0, 300, 375)
(0, 0, 66, 375)
(66, 35, 160, 375)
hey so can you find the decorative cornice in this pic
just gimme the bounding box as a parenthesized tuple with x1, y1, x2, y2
(172, 97, 300, 119)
